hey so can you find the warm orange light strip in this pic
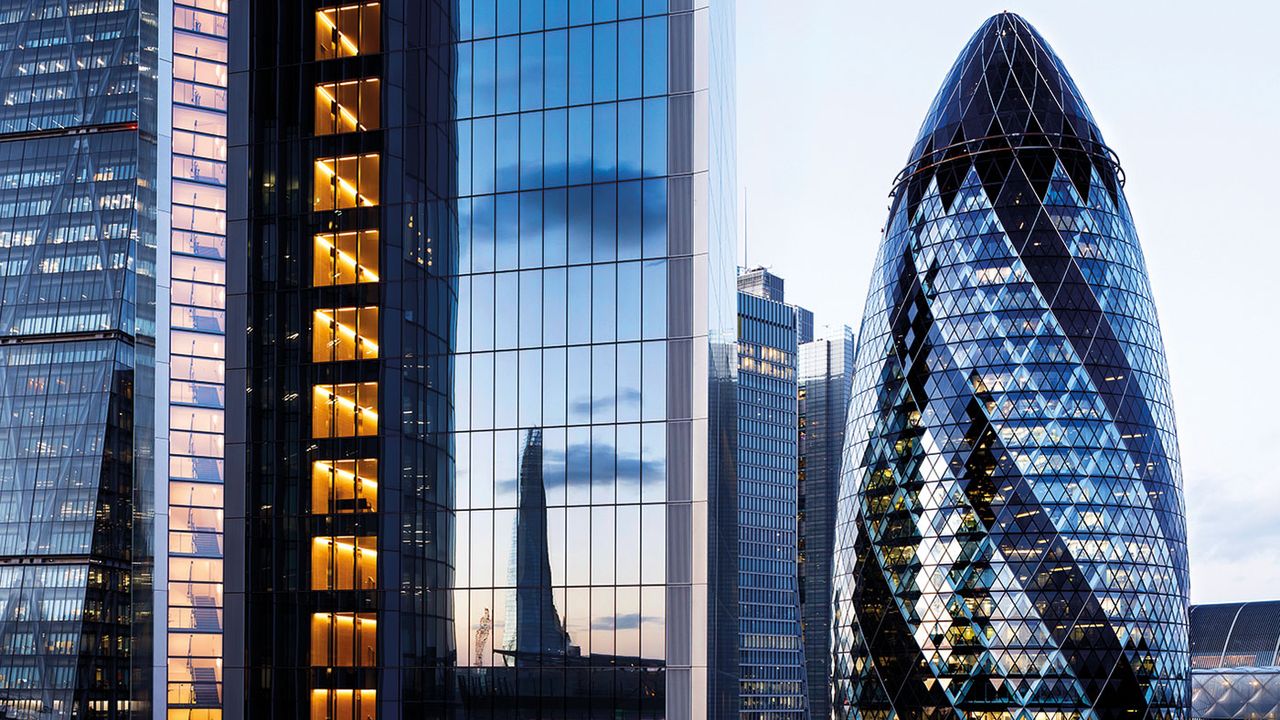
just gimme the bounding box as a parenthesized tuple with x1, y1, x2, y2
(315, 235, 380, 282)
(314, 461, 379, 489)
(313, 612, 377, 628)
(315, 84, 370, 132)
(312, 537, 378, 556)
(315, 158, 377, 207)
(314, 310, 379, 355)
(313, 386, 379, 419)
(316, 10, 362, 56)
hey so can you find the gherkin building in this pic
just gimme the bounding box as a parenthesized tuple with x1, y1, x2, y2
(832, 13, 1189, 720)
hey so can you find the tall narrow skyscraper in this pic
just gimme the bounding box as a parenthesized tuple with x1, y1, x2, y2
(797, 325, 854, 717)
(736, 268, 809, 718)
(0, 4, 164, 717)
(225, 2, 458, 718)
(449, 1, 741, 717)
(833, 13, 1189, 720)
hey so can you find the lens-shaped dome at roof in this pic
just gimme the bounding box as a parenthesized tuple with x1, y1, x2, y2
(832, 13, 1190, 720)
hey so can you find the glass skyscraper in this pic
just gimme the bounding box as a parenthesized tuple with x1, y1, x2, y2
(796, 324, 853, 717)
(833, 13, 1189, 720)
(0, 2, 164, 717)
(450, 0, 740, 717)
(736, 269, 808, 718)
(225, 1, 458, 718)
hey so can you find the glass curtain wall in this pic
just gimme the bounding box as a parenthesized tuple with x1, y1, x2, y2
(0, 2, 160, 718)
(449, 0, 738, 717)
(736, 289, 808, 718)
(795, 326, 854, 719)
(226, 1, 457, 718)
(168, 1, 229, 718)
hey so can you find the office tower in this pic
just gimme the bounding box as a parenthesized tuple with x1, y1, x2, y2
(1189, 601, 1280, 720)
(167, 0, 230, 717)
(736, 270, 808, 718)
(0, 2, 164, 717)
(832, 13, 1189, 720)
(737, 267, 784, 303)
(450, 0, 740, 717)
(224, 2, 457, 718)
(796, 325, 853, 717)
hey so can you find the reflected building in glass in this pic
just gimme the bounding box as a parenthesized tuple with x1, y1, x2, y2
(833, 13, 1189, 720)
(225, 1, 457, 719)
(796, 324, 853, 717)
(449, 0, 741, 717)
(735, 268, 808, 718)
(0, 2, 164, 718)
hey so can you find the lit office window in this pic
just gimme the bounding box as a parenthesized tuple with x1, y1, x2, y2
(309, 689, 375, 720)
(315, 79, 380, 135)
(310, 536, 377, 591)
(312, 307, 379, 362)
(314, 154, 380, 210)
(315, 3, 380, 59)
(312, 383, 378, 437)
(314, 230, 379, 286)
(311, 612, 376, 667)
(311, 460, 378, 514)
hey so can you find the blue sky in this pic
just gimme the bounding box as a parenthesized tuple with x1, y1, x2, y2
(737, 1, 1280, 604)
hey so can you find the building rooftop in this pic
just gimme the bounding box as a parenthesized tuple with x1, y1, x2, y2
(1191, 601, 1280, 669)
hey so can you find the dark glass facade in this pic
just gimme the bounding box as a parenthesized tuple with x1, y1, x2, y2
(736, 273, 808, 718)
(449, 0, 739, 717)
(796, 325, 853, 717)
(225, 1, 457, 718)
(0, 1, 161, 717)
(832, 13, 1189, 720)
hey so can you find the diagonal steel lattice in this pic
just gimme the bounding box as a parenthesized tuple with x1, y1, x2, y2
(832, 13, 1190, 720)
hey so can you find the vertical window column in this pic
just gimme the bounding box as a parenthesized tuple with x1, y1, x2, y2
(309, 5, 382, 718)
(170, 0, 229, 717)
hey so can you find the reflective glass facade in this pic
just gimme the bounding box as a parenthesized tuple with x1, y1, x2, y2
(832, 13, 1189, 720)
(449, 0, 739, 717)
(736, 274, 807, 718)
(796, 325, 853, 717)
(0, 1, 161, 717)
(167, 1, 229, 717)
(226, 1, 457, 718)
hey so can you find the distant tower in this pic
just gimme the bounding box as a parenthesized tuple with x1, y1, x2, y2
(737, 268, 810, 718)
(797, 325, 855, 717)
